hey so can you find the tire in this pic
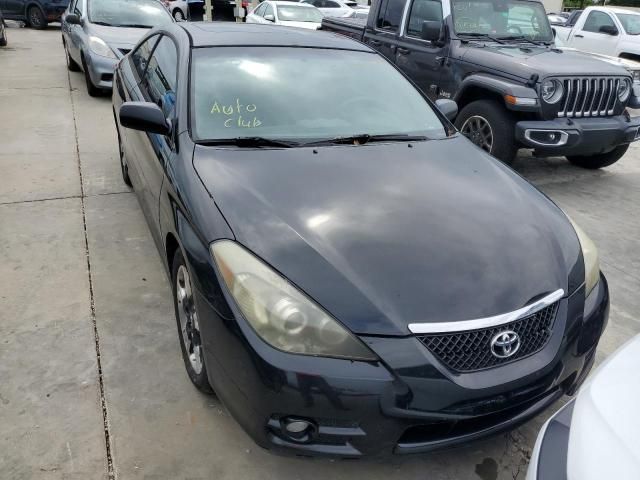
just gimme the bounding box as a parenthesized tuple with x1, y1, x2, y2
(81, 55, 102, 97)
(173, 8, 185, 21)
(27, 6, 47, 30)
(171, 250, 213, 394)
(455, 99, 518, 165)
(63, 39, 80, 72)
(115, 112, 132, 187)
(567, 144, 629, 169)
(0, 21, 7, 47)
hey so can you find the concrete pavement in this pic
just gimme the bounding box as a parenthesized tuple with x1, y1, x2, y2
(1, 24, 639, 480)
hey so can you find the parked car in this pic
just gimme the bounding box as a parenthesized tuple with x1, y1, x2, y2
(299, 0, 368, 19)
(553, 6, 640, 61)
(247, 1, 323, 29)
(527, 335, 640, 480)
(61, 0, 173, 96)
(162, 0, 188, 21)
(547, 13, 566, 26)
(321, 0, 640, 169)
(0, 0, 70, 29)
(113, 22, 609, 457)
(0, 8, 7, 46)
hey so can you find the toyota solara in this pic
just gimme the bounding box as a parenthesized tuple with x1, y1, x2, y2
(112, 23, 609, 457)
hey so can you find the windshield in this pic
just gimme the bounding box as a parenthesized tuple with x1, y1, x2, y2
(191, 48, 447, 143)
(88, 0, 173, 28)
(277, 5, 324, 22)
(616, 13, 640, 35)
(452, 0, 554, 42)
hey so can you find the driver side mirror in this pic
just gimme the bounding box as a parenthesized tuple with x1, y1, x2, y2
(119, 102, 171, 136)
(421, 20, 443, 43)
(435, 99, 458, 121)
(599, 25, 618, 36)
(264, 13, 275, 22)
(65, 13, 81, 25)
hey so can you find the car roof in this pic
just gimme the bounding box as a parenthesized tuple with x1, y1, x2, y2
(180, 23, 372, 50)
(269, 0, 315, 5)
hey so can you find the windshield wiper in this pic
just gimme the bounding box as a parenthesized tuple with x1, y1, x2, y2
(91, 21, 114, 26)
(458, 33, 506, 44)
(303, 133, 428, 146)
(498, 35, 549, 46)
(117, 23, 154, 28)
(198, 137, 299, 148)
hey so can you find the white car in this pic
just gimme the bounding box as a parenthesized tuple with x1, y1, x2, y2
(247, 1, 323, 29)
(527, 335, 640, 480)
(162, 0, 189, 21)
(299, 0, 369, 19)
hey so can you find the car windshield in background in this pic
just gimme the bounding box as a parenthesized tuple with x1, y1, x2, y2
(451, 0, 553, 42)
(190, 47, 447, 144)
(616, 13, 640, 35)
(277, 5, 324, 22)
(88, 0, 173, 27)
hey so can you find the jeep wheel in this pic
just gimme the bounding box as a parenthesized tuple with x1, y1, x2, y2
(455, 99, 518, 165)
(567, 144, 629, 169)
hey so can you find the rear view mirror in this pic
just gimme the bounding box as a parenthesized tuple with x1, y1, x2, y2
(599, 25, 618, 36)
(66, 13, 81, 25)
(435, 99, 458, 121)
(264, 13, 275, 22)
(119, 102, 171, 136)
(421, 20, 442, 42)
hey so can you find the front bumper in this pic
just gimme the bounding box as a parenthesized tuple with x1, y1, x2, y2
(84, 50, 118, 89)
(195, 274, 608, 457)
(515, 115, 640, 157)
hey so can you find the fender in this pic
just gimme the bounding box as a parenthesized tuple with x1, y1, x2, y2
(455, 73, 539, 112)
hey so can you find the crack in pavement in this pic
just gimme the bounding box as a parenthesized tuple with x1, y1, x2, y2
(66, 71, 116, 480)
(0, 191, 132, 207)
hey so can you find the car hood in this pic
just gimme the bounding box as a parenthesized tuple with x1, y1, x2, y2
(87, 24, 150, 51)
(558, 46, 640, 72)
(194, 136, 581, 336)
(568, 335, 640, 480)
(460, 44, 630, 80)
(279, 21, 321, 30)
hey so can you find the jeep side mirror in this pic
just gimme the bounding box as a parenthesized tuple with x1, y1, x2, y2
(66, 13, 81, 25)
(435, 99, 458, 121)
(421, 20, 443, 42)
(599, 25, 618, 36)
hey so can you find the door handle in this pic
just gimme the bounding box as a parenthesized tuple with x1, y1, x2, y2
(575, 34, 584, 38)
(397, 47, 410, 55)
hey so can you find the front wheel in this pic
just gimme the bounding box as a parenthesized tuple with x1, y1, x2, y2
(455, 99, 518, 165)
(172, 250, 213, 394)
(81, 55, 102, 97)
(27, 6, 47, 30)
(64, 39, 81, 71)
(567, 144, 629, 169)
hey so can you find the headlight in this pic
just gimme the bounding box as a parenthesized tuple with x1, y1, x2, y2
(541, 79, 564, 104)
(211, 240, 378, 361)
(618, 78, 632, 102)
(88, 36, 116, 59)
(568, 219, 600, 296)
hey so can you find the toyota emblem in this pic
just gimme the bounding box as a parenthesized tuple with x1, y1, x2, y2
(490, 330, 520, 359)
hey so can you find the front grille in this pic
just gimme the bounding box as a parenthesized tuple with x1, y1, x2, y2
(417, 302, 559, 372)
(557, 77, 625, 118)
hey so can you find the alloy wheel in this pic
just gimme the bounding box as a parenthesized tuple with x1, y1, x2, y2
(176, 265, 203, 375)
(460, 115, 494, 153)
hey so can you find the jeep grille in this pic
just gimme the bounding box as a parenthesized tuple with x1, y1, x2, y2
(557, 77, 626, 118)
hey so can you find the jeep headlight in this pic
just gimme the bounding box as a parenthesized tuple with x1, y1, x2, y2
(88, 36, 116, 59)
(541, 79, 564, 104)
(618, 78, 632, 102)
(211, 240, 377, 361)
(569, 219, 600, 296)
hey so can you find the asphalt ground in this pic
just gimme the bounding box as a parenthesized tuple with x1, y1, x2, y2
(1, 23, 639, 480)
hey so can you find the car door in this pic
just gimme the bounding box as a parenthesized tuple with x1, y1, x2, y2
(2, 0, 24, 18)
(363, 0, 404, 61)
(571, 10, 620, 56)
(394, 0, 446, 100)
(133, 35, 179, 242)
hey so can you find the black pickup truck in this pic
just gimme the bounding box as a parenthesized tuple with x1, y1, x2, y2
(322, 0, 640, 168)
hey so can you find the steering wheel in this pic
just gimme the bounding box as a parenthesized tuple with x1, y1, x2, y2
(507, 25, 523, 35)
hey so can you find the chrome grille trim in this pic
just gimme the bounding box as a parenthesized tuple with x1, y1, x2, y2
(555, 76, 626, 118)
(407, 289, 565, 334)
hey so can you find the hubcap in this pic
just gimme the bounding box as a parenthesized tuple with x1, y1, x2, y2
(30, 9, 41, 26)
(461, 115, 494, 153)
(176, 265, 203, 374)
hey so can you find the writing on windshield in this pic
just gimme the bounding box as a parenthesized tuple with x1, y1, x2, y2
(210, 99, 263, 129)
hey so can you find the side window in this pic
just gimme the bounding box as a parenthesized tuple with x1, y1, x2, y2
(376, 0, 405, 32)
(131, 35, 160, 82)
(325, 1, 341, 8)
(582, 11, 616, 34)
(264, 3, 274, 17)
(74, 0, 84, 15)
(144, 36, 178, 117)
(254, 3, 266, 16)
(406, 0, 442, 38)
